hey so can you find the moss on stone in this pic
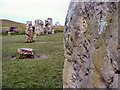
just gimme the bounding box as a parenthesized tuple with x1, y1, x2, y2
(92, 36, 106, 87)
(63, 59, 72, 86)
(91, 69, 101, 88)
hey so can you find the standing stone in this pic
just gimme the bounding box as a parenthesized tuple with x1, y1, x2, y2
(8, 31, 11, 36)
(35, 19, 44, 36)
(25, 21, 33, 42)
(55, 21, 60, 26)
(63, 0, 119, 88)
(45, 18, 53, 34)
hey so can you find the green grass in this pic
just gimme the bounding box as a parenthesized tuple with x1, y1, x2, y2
(2, 33, 64, 88)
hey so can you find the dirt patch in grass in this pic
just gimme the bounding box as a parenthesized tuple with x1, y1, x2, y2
(10, 54, 48, 60)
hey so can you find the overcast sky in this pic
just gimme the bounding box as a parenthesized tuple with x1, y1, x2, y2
(0, 0, 70, 25)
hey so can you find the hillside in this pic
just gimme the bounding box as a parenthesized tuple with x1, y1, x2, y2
(0, 19, 26, 30)
(0, 19, 64, 33)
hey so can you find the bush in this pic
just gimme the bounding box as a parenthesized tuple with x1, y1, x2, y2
(2, 30, 25, 35)
(53, 26, 64, 33)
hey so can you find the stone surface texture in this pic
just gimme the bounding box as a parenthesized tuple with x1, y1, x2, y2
(35, 19, 44, 35)
(63, 0, 119, 88)
(45, 18, 53, 34)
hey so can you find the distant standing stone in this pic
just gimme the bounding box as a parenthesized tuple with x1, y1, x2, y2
(8, 32, 11, 36)
(35, 19, 44, 36)
(25, 21, 34, 43)
(45, 18, 53, 34)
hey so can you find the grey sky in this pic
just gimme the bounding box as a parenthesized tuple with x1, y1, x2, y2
(0, 0, 70, 25)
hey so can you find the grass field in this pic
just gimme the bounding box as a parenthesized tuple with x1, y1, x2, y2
(2, 33, 64, 88)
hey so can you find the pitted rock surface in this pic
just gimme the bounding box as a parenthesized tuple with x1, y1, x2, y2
(63, 0, 119, 88)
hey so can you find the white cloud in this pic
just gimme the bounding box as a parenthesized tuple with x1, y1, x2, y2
(0, 0, 70, 25)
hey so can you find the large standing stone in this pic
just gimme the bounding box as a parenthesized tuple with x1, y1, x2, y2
(44, 18, 53, 34)
(25, 21, 33, 42)
(63, 0, 119, 88)
(35, 19, 44, 36)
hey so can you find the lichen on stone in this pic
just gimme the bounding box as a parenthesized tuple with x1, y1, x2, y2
(63, 0, 119, 88)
